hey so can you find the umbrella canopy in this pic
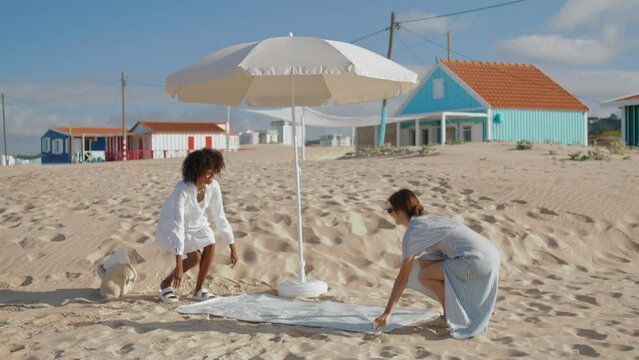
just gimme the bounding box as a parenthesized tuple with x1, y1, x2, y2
(166, 36, 418, 106)
(166, 35, 418, 297)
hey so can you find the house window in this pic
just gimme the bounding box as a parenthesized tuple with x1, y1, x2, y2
(463, 126, 472, 142)
(42, 137, 51, 153)
(433, 78, 444, 99)
(52, 139, 64, 155)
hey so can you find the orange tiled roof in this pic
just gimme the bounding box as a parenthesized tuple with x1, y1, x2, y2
(53, 127, 123, 136)
(139, 121, 227, 134)
(441, 60, 588, 111)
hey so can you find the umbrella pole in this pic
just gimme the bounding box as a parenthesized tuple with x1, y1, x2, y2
(301, 107, 306, 161)
(226, 105, 230, 165)
(291, 75, 306, 283)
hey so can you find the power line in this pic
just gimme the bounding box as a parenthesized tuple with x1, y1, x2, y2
(398, 0, 527, 25)
(400, 26, 474, 61)
(350, 27, 388, 44)
(395, 33, 429, 69)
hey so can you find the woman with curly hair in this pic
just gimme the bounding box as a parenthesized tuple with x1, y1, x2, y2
(373, 189, 501, 339)
(156, 148, 238, 302)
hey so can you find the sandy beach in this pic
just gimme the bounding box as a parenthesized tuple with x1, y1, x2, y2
(1, 143, 638, 359)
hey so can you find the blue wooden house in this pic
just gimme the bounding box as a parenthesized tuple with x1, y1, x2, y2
(602, 92, 639, 146)
(357, 60, 589, 147)
(41, 127, 124, 164)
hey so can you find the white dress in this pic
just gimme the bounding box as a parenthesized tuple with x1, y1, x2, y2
(156, 180, 234, 255)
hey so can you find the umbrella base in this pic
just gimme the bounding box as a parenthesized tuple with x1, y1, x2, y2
(278, 279, 328, 298)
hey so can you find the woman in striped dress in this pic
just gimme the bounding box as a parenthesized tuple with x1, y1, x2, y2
(372, 189, 501, 339)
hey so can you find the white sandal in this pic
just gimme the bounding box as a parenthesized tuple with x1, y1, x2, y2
(192, 288, 215, 301)
(159, 287, 179, 303)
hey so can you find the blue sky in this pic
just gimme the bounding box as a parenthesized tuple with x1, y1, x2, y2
(2, 0, 639, 154)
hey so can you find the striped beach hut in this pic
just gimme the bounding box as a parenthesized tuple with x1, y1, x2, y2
(127, 120, 239, 159)
(41, 127, 124, 164)
(359, 60, 589, 147)
(601, 93, 639, 146)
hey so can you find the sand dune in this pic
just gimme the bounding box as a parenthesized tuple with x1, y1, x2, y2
(1, 143, 638, 359)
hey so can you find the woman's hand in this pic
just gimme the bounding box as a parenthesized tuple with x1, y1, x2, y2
(172, 261, 184, 289)
(229, 244, 239, 268)
(372, 312, 391, 331)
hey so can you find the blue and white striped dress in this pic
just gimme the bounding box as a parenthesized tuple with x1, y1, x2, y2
(403, 215, 501, 339)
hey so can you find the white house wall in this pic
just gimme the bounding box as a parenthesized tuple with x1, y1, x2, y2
(151, 133, 239, 159)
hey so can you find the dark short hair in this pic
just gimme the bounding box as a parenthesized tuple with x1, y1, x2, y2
(388, 189, 424, 218)
(182, 148, 225, 184)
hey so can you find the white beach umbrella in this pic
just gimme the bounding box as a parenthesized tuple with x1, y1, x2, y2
(166, 34, 418, 297)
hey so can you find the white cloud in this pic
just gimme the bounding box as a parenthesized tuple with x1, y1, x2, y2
(496, 34, 613, 66)
(540, 66, 639, 117)
(548, 0, 639, 31)
(497, 0, 639, 67)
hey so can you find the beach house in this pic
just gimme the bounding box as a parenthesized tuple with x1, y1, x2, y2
(357, 60, 589, 147)
(319, 134, 352, 147)
(41, 127, 125, 164)
(127, 120, 239, 159)
(602, 92, 639, 146)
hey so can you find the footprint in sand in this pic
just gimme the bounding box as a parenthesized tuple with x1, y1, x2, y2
(20, 276, 33, 287)
(491, 336, 514, 345)
(468, 223, 484, 234)
(512, 199, 528, 205)
(235, 231, 248, 239)
(51, 234, 66, 242)
(496, 203, 506, 210)
(567, 211, 594, 224)
(243, 248, 257, 263)
(575, 294, 599, 306)
(539, 207, 559, 216)
(555, 311, 577, 317)
(572, 344, 600, 357)
(576, 329, 607, 341)
(461, 189, 474, 195)
(482, 215, 498, 224)
(117, 343, 135, 355)
(526, 211, 541, 220)
(136, 236, 150, 244)
(528, 302, 552, 312)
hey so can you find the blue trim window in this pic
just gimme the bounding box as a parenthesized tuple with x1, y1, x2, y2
(52, 139, 64, 155)
(42, 137, 51, 153)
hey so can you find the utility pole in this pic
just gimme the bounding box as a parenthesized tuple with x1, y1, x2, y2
(121, 72, 127, 161)
(377, 11, 396, 147)
(1, 94, 7, 166)
(447, 31, 452, 61)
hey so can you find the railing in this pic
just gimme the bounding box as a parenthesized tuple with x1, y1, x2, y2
(106, 149, 194, 161)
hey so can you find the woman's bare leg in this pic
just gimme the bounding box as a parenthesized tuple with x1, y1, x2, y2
(195, 244, 215, 294)
(160, 251, 201, 289)
(418, 261, 446, 314)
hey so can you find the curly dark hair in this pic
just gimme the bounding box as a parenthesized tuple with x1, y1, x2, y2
(388, 189, 425, 218)
(182, 148, 225, 184)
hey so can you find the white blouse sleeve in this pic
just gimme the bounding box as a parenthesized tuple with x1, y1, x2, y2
(209, 182, 235, 245)
(170, 187, 188, 255)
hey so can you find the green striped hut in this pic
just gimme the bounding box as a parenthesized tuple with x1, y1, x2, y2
(602, 93, 639, 146)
